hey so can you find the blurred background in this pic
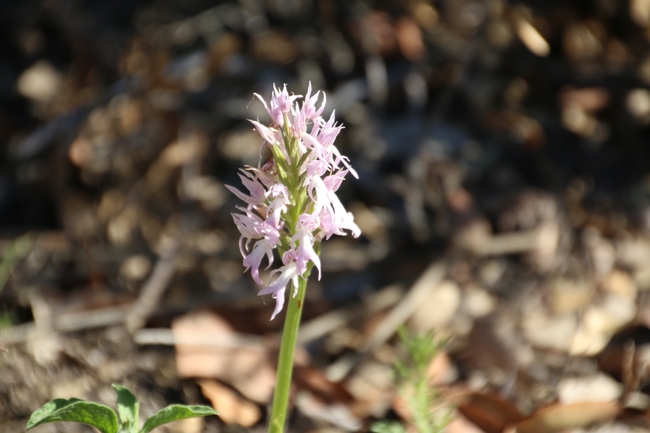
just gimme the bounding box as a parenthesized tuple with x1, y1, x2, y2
(4, 0, 650, 431)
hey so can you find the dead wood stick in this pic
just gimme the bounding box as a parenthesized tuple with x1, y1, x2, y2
(473, 225, 555, 256)
(125, 254, 179, 333)
(0, 305, 130, 345)
(134, 328, 265, 350)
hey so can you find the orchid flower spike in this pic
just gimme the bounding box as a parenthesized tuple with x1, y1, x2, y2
(228, 82, 360, 320)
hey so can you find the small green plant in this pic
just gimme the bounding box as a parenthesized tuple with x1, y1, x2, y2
(27, 384, 218, 433)
(371, 327, 452, 433)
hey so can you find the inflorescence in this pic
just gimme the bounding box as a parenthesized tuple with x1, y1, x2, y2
(227, 83, 360, 319)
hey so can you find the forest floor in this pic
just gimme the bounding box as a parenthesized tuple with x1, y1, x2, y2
(3, 1, 650, 432)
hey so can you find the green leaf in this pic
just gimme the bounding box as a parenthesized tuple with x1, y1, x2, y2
(370, 420, 407, 433)
(140, 405, 217, 433)
(112, 384, 140, 433)
(27, 398, 119, 433)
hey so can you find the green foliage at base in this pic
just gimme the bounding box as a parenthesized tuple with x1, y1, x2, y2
(27, 398, 119, 433)
(26, 384, 217, 433)
(141, 405, 220, 433)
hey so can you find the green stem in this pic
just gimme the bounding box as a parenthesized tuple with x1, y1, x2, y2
(268, 276, 308, 433)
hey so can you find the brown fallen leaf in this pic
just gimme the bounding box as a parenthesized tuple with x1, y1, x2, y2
(198, 379, 261, 427)
(172, 309, 275, 403)
(448, 390, 523, 433)
(294, 366, 354, 405)
(509, 401, 620, 433)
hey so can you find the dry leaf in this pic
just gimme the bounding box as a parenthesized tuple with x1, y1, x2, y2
(172, 310, 275, 403)
(449, 390, 523, 433)
(294, 366, 354, 404)
(510, 401, 619, 433)
(198, 379, 261, 427)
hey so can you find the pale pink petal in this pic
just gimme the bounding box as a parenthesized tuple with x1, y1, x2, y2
(249, 119, 280, 145)
(258, 261, 299, 320)
(243, 240, 274, 285)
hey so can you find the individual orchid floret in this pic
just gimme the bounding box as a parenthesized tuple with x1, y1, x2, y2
(273, 83, 301, 114)
(225, 170, 266, 208)
(232, 211, 266, 247)
(265, 184, 290, 229)
(249, 119, 281, 146)
(293, 213, 321, 278)
(257, 251, 300, 320)
(315, 111, 343, 148)
(320, 194, 361, 239)
(228, 82, 360, 320)
(302, 82, 326, 120)
(233, 210, 280, 251)
(255, 160, 280, 187)
(323, 170, 348, 193)
(243, 239, 275, 285)
(254, 93, 284, 126)
(290, 104, 307, 138)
